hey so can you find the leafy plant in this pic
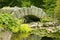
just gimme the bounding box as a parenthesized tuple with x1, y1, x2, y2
(42, 0, 56, 17)
(54, 0, 60, 23)
(41, 16, 53, 22)
(0, 13, 19, 32)
(19, 24, 32, 33)
(0, 13, 32, 33)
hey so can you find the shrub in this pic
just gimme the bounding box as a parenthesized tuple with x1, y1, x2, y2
(0, 13, 32, 33)
(41, 16, 53, 22)
(19, 24, 32, 33)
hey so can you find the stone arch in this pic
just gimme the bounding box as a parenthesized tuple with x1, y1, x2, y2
(23, 15, 40, 23)
(0, 6, 46, 19)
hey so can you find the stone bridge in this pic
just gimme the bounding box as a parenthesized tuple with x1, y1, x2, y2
(0, 6, 47, 40)
(0, 6, 46, 19)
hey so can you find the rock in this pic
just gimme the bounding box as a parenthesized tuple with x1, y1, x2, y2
(44, 22, 54, 27)
(28, 22, 43, 28)
(0, 31, 12, 40)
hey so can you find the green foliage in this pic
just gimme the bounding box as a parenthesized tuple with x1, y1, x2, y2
(42, 0, 56, 17)
(11, 33, 30, 40)
(0, 13, 32, 33)
(0, 0, 56, 7)
(41, 16, 53, 22)
(0, 0, 13, 8)
(11, 24, 32, 40)
(0, 0, 31, 7)
(19, 24, 32, 33)
(0, 13, 19, 33)
(0, 13, 32, 40)
(30, 0, 43, 7)
(54, 0, 60, 23)
(21, 0, 31, 7)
